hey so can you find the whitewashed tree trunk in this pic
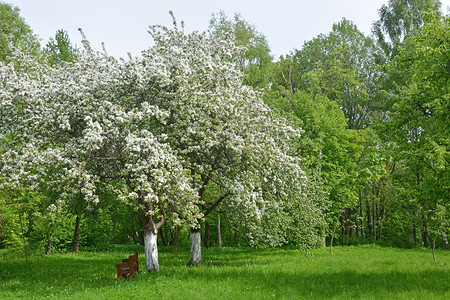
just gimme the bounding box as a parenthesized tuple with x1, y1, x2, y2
(187, 230, 202, 265)
(144, 230, 159, 272)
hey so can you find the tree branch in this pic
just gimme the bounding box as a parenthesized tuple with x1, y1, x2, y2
(204, 192, 230, 217)
(155, 201, 168, 230)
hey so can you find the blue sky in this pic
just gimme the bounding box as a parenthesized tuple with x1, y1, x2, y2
(7, 0, 450, 59)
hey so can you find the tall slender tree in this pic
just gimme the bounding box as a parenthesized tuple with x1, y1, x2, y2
(372, 0, 442, 58)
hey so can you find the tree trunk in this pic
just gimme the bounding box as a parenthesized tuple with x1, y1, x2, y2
(432, 234, 438, 261)
(162, 223, 171, 246)
(377, 194, 386, 240)
(204, 221, 211, 248)
(45, 232, 53, 256)
(158, 228, 165, 246)
(187, 229, 202, 265)
(342, 210, 348, 245)
(217, 215, 222, 248)
(173, 226, 181, 253)
(349, 208, 356, 238)
(141, 199, 167, 272)
(372, 201, 376, 240)
(330, 219, 340, 254)
(72, 214, 81, 253)
(143, 203, 164, 273)
(367, 200, 372, 239)
(441, 232, 449, 250)
(422, 218, 428, 247)
(159, 223, 168, 246)
(144, 229, 159, 272)
(355, 206, 359, 239)
(359, 190, 364, 238)
(427, 232, 435, 250)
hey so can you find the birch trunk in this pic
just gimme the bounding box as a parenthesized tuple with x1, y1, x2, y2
(442, 232, 449, 250)
(45, 232, 53, 256)
(187, 229, 202, 265)
(217, 215, 222, 248)
(144, 230, 159, 272)
(359, 190, 364, 238)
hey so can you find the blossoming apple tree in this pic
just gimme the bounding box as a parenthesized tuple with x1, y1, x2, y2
(134, 18, 324, 263)
(1, 17, 324, 270)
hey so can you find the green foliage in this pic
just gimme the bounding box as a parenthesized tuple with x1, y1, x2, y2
(43, 29, 78, 66)
(0, 2, 40, 62)
(0, 192, 24, 249)
(290, 18, 382, 129)
(381, 13, 449, 238)
(209, 11, 273, 87)
(0, 189, 80, 254)
(82, 188, 145, 246)
(372, 0, 442, 58)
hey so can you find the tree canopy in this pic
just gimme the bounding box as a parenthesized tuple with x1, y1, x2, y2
(0, 2, 40, 62)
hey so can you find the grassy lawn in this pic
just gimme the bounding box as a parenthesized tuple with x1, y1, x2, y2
(0, 244, 449, 299)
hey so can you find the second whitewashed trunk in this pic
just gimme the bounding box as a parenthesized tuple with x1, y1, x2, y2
(144, 230, 159, 272)
(187, 230, 202, 265)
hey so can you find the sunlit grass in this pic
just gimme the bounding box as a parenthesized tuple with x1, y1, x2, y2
(0, 245, 449, 299)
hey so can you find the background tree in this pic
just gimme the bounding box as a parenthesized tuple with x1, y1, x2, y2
(209, 11, 273, 88)
(267, 18, 386, 247)
(0, 2, 40, 62)
(43, 29, 78, 66)
(290, 18, 383, 129)
(372, 0, 442, 58)
(380, 12, 449, 249)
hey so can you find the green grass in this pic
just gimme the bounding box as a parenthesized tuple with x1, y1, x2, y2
(1, 245, 449, 299)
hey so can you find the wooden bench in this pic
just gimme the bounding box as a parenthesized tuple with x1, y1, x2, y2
(116, 251, 139, 279)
